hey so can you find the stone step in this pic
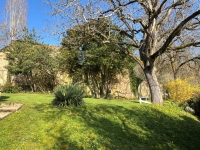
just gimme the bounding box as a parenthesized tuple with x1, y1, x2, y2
(0, 103, 23, 120)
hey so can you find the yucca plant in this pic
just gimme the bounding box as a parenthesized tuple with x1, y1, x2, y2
(52, 84, 85, 107)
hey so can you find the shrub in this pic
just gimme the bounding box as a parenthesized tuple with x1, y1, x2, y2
(1, 82, 22, 93)
(52, 84, 85, 107)
(187, 96, 200, 117)
(165, 78, 200, 105)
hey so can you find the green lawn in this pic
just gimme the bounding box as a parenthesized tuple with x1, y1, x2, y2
(0, 93, 200, 150)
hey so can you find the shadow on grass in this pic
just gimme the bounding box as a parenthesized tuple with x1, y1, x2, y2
(0, 96, 9, 102)
(134, 107, 200, 150)
(33, 103, 200, 150)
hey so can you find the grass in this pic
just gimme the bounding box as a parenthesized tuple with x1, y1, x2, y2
(0, 93, 200, 150)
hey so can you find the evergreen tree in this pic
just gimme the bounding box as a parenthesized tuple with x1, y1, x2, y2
(3, 28, 59, 92)
(60, 20, 138, 98)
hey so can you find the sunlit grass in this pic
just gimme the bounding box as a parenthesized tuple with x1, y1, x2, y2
(0, 93, 200, 150)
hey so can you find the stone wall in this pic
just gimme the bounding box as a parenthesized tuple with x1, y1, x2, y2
(56, 72, 135, 99)
(0, 52, 8, 86)
(56, 72, 72, 85)
(0, 51, 135, 99)
(138, 81, 150, 97)
(112, 73, 135, 99)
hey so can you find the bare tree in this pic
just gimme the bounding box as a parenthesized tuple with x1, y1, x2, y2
(156, 50, 200, 85)
(0, 21, 8, 49)
(4, 0, 28, 42)
(165, 51, 197, 79)
(46, 0, 200, 105)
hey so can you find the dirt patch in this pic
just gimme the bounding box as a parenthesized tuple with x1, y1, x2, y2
(0, 103, 23, 120)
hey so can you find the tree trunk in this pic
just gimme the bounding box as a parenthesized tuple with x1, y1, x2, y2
(144, 67, 163, 105)
(99, 85, 104, 98)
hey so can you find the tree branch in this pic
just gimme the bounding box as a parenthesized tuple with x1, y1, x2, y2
(169, 42, 200, 50)
(102, 0, 137, 15)
(178, 55, 200, 70)
(151, 9, 200, 60)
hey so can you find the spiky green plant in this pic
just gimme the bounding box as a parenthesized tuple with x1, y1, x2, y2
(52, 84, 85, 107)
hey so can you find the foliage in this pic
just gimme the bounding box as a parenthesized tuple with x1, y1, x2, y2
(0, 82, 22, 93)
(60, 19, 136, 98)
(0, 93, 200, 149)
(52, 84, 85, 107)
(3, 28, 59, 92)
(128, 63, 143, 96)
(165, 78, 200, 105)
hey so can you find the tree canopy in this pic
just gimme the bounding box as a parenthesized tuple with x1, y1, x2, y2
(60, 20, 137, 98)
(3, 28, 59, 92)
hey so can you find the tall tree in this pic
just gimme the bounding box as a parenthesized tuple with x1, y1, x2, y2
(46, 0, 200, 105)
(4, 0, 27, 42)
(60, 20, 133, 98)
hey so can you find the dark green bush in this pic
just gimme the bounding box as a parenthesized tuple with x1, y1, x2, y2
(52, 84, 85, 107)
(187, 96, 200, 117)
(1, 83, 22, 93)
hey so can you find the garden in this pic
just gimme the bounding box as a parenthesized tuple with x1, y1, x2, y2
(1, 1, 200, 149)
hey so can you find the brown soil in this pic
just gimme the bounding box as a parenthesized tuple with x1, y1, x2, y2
(0, 103, 23, 120)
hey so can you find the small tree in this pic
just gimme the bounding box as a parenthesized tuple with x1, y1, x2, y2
(3, 28, 59, 92)
(165, 78, 200, 105)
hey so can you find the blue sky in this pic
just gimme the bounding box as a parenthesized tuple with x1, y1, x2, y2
(1, 0, 199, 47)
(0, 0, 60, 45)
